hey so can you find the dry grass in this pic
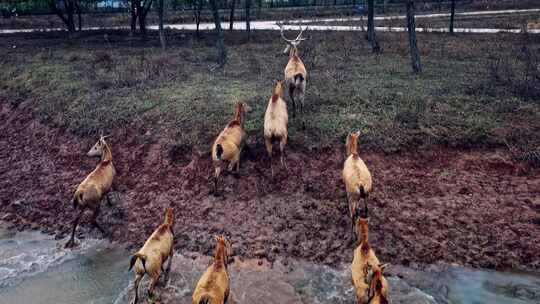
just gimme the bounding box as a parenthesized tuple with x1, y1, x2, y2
(0, 29, 539, 153)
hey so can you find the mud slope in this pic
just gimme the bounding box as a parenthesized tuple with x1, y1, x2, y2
(1, 101, 539, 270)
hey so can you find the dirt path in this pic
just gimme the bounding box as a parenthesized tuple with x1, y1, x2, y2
(1, 101, 539, 270)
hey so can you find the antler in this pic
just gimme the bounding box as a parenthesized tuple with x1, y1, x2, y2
(277, 22, 307, 44)
(294, 26, 307, 42)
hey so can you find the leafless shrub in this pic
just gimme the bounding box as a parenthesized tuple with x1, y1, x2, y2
(66, 53, 79, 62)
(515, 33, 540, 100)
(505, 138, 540, 168)
(490, 42, 539, 100)
(395, 96, 427, 128)
(92, 51, 113, 71)
(38, 47, 53, 61)
(302, 43, 321, 69)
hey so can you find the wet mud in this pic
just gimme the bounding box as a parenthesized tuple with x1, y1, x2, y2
(1, 102, 539, 270)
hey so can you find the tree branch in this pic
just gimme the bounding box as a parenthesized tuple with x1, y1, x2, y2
(142, 0, 154, 18)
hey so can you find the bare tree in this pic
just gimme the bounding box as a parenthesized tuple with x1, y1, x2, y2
(129, 0, 154, 39)
(130, 0, 137, 35)
(47, 0, 81, 36)
(229, 0, 237, 31)
(450, 0, 456, 34)
(209, 0, 227, 66)
(158, 0, 165, 49)
(74, 1, 82, 31)
(188, 0, 204, 38)
(246, 0, 252, 40)
(406, 0, 421, 73)
(366, 0, 380, 53)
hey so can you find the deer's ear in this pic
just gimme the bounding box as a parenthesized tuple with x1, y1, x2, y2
(345, 132, 352, 147)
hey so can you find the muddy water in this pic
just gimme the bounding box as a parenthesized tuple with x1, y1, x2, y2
(1, 225, 539, 304)
(0, 224, 130, 304)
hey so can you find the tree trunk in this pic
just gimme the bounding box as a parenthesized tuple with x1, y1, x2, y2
(130, 0, 137, 36)
(196, 16, 200, 37)
(74, 1, 82, 32)
(245, 0, 251, 40)
(449, 0, 456, 34)
(139, 0, 154, 40)
(158, 0, 166, 49)
(367, 0, 380, 53)
(229, 0, 236, 31)
(64, 0, 76, 34)
(406, 0, 422, 73)
(138, 11, 146, 39)
(193, 0, 202, 38)
(209, 0, 227, 67)
(47, 0, 75, 35)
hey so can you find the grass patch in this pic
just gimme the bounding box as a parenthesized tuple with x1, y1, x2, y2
(1, 29, 539, 152)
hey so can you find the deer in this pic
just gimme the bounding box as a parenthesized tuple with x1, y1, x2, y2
(278, 23, 308, 119)
(65, 134, 118, 248)
(192, 235, 232, 304)
(211, 102, 249, 194)
(264, 80, 288, 177)
(343, 131, 373, 243)
(351, 205, 389, 304)
(129, 207, 175, 304)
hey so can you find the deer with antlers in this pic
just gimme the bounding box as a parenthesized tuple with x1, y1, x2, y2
(278, 23, 308, 119)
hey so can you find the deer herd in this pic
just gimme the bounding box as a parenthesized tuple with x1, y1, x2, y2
(64, 26, 389, 304)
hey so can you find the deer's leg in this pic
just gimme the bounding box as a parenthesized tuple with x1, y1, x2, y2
(289, 86, 296, 118)
(300, 82, 306, 113)
(265, 136, 274, 177)
(148, 275, 159, 301)
(66, 207, 85, 248)
(214, 164, 221, 195)
(280, 136, 287, 170)
(106, 193, 113, 207)
(364, 194, 369, 218)
(164, 248, 173, 284)
(229, 152, 240, 177)
(91, 205, 107, 236)
(235, 149, 241, 173)
(347, 194, 357, 244)
(131, 274, 143, 304)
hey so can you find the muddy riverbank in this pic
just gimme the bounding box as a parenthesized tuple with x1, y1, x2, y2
(0, 101, 539, 270)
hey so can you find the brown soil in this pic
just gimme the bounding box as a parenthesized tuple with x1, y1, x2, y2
(1, 101, 539, 271)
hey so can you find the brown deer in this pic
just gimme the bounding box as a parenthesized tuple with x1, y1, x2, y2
(192, 235, 232, 304)
(278, 23, 308, 119)
(129, 207, 175, 304)
(343, 131, 373, 243)
(66, 135, 118, 248)
(264, 80, 288, 177)
(211, 102, 250, 194)
(351, 205, 389, 304)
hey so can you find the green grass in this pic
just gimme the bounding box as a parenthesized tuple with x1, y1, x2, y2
(1, 30, 539, 152)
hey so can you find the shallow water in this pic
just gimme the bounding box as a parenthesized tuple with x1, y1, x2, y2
(1, 225, 539, 304)
(0, 225, 130, 304)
